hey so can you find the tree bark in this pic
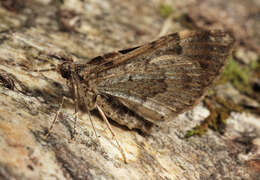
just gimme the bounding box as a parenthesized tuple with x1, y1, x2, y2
(0, 0, 259, 179)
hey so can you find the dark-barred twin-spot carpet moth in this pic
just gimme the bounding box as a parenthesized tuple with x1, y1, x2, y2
(37, 30, 235, 163)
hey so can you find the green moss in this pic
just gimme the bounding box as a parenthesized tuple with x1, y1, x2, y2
(249, 60, 260, 70)
(185, 125, 207, 138)
(159, 4, 173, 18)
(220, 58, 260, 95)
(185, 97, 244, 138)
(219, 59, 251, 92)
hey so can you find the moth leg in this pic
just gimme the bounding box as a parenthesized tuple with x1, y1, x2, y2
(96, 101, 127, 163)
(45, 96, 65, 137)
(87, 109, 99, 138)
(71, 75, 79, 139)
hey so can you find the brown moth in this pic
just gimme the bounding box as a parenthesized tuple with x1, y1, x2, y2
(40, 30, 235, 163)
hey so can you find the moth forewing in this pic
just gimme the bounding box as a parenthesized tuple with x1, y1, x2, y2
(93, 30, 235, 128)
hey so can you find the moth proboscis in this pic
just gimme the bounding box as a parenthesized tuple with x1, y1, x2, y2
(36, 30, 235, 163)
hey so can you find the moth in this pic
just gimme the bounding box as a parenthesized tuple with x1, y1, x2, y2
(39, 30, 235, 163)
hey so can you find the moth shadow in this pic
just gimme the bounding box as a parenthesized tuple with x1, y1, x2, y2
(90, 109, 153, 137)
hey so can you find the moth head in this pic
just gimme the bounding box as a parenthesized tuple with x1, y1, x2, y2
(58, 62, 72, 79)
(32, 62, 72, 80)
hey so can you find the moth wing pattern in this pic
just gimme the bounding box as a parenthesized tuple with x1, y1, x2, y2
(88, 30, 235, 127)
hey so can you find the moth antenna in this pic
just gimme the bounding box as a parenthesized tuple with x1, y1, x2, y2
(32, 54, 65, 73)
(33, 67, 57, 72)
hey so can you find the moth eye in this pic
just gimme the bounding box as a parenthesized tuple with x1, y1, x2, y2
(129, 76, 133, 81)
(59, 63, 71, 79)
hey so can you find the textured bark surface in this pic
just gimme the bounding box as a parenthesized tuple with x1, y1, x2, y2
(0, 0, 259, 180)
